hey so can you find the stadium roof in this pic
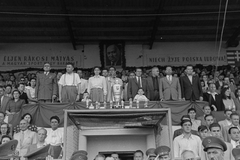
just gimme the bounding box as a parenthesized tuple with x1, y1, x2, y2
(0, 0, 240, 49)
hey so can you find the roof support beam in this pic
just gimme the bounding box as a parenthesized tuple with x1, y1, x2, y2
(149, 0, 166, 49)
(60, 0, 76, 50)
(226, 26, 240, 48)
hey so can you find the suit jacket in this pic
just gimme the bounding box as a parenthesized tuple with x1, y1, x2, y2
(146, 76, 161, 101)
(218, 119, 231, 130)
(180, 75, 203, 100)
(35, 72, 58, 100)
(222, 124, 240, 143)
(13, 130, 37, 156)
(159, 76, 181, 101)
(233, 97, 240, 111)
(26, 144, 38, 154)
(203, 92, 224, 111)
(127, 77, 148, 100)
(0, 96, 11, 113)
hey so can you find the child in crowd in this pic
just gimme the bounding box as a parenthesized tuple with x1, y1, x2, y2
(81, 91, 92, 102)
(133, 88, 148, 102)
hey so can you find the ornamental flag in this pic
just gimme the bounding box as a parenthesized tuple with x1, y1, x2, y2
(226, 50, 240, 66)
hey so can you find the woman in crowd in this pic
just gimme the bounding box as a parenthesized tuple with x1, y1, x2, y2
(0, 135, 12, 145)
(13, 113, 38, 133)
(233, 88, 240, 111)
(87, 66, 107, 102)
(220, 86, 236, 111)
(6, 90, 25, 115)
(200, 80, 207, 93)
(26, 78, 38, 104)
(0, 123, 11, 141)
(121, 70, 128, 84)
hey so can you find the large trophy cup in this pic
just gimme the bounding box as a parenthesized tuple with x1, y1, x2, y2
(112, 79, 123, 108)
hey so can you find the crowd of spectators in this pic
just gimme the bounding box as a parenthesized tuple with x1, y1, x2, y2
(1, 62, 240, 159)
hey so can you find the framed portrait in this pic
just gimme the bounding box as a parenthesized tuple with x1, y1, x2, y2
(99, 41, 125, 68)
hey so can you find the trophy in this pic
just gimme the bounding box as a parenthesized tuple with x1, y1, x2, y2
(112, 79, 123, 108)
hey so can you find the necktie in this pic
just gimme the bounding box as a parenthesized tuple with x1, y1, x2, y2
(137, 77, 141, 87)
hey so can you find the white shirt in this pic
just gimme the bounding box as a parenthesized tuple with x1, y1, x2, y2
(45, 128, 63, 146)
(187, 75, 193, 83)
(88, 76, 107, 95)
(134, 95, 148, 102)
(207, 91, 218, 101)
(173, 134, 202, 158)
(136, 77, 142, 87)
(231, 139, 240, 148)
(167, 75, 172, 82)
(80, 78, 88, 94)
(37, 141, 47, 148)
(58, 73, 81, 86)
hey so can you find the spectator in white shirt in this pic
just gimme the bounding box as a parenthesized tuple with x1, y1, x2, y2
(173, 119, 202, 158)
(133, 88, 148, 102)
(229, 126, 240, 148)
(58, 63, 81, 103)
(188, 108, 201, 131)
(46, 116, 63, 159)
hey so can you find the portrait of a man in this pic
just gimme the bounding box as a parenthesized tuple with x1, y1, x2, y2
(104, 43, 124, 67)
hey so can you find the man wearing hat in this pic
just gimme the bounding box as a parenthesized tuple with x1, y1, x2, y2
(145, 148, 156, 160)
(173, 116, 202, 158)
(45, 116, 63, 159)
(154, 146, 171, 160)
(232, 147, 240, 160)
(202, 136, 227, 160)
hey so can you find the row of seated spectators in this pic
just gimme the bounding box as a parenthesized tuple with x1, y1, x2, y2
(0, 112, 63, 159)
(172, 107, 240, 159)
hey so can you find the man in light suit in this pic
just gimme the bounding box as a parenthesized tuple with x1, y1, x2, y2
(146, 67, 160, 101)
(180, 65, 203, 101)
(0, 86, 11, 113)
(222, 112, 240, 143)
(159, 66, 181, 101)
(35, 63, 58, 103)
(127, 68, 148, 100)
(13, 119, 37, 157)
(26, 128, 47, 154)
(218, 109, 232, 129)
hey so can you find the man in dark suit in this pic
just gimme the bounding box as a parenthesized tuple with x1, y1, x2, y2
(127, 68, 148, 100)
(36, 63, 58, 103)
(146, 67, 160, 101)
(203, 83, 223, 111)
(180, 65, 203, 101)
(17, 83, 28, 104)
(159, 66, 181, 101)
(0, 86, 11, 113)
